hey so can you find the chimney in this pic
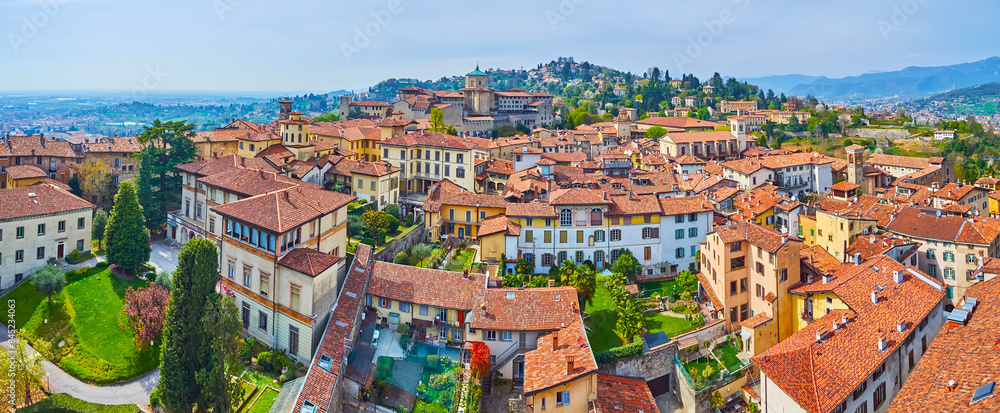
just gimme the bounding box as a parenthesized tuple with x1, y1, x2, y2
(565, 355, 575, 374)
(552, 334, 559, 351)
(870, 235, 875, 243)
(948, 380, 957, 392)
(548, 279, 555, 288)
(893, 270, 904, 284)
(841, 314, 849, 326)
(832, 321, 839, 331)
(897, 319, 906, 333)
(822, 274, 832, 284)
(815, 328, 826, 342)
(871, 289, 879, 304)
(782, 235, 788, 244)
(877, 333, 888, 352)
(854, 253, 862, 265)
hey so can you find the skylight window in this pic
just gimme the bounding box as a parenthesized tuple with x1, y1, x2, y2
(505, 292, 516, 299)
(318, 354, 333, 371)
(302, 401, 317, 413)
(972, 382, 995, 404)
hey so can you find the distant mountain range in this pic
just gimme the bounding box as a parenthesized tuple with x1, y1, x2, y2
(744, 57, 1000, 101)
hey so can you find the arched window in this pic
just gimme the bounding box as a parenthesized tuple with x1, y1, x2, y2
(590, 208, 603, 226)
(560, 209, 573, 226)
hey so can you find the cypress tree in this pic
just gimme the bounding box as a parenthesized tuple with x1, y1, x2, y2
(159, 238, 219, 412)
(104, 180, 151, 273)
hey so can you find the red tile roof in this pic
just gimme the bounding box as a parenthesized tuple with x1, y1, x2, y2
(81, 136, 143, 152)
(886, 206, 1000, 245)
(198, 168, 308, 198)
(888, 277, 1000, 412)
(637, 117, 723, 130)
(470, 287, 579, 331)
(176, 154, 279, 177)
(829, 180, 860, 192)
(368, 262, 488, 310)
(714, 222, 791, 253)
(211, 186, 355, 233)
(279, 248, 343, 277)
(524, 315, 597, 395)
(550, 188, 612, 206)
(5, 165, 46, 180)
(0, 135, 81, 158)
(592, 373, 660, 413)
(292, 244, 374, 413)
(0, 182, 94, 220)
(476, 215, 521, 237)
(754, 256, 945, 413)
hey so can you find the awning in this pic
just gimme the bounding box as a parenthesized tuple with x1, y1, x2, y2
(167, 220, 178, 227)
(740, 330, 751, 341)
(412, 319, 433, 327)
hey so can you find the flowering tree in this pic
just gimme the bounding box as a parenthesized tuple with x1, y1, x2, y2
(119, 284, 171, 350)
(469, 341, 491, 379)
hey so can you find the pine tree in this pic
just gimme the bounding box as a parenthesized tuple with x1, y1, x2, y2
(197, 295, 245, 412)
(136, 120, 197, 231)
(159, 238, 219, 412)
(104, 180, 151, 273)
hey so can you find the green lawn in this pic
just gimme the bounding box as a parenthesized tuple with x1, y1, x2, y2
(16, 393, 140, 413)
(416, 247, 444, 268)
(242, 367, 281, 390)
(638, 279, 680, 298)
(643, 312, 701, 337)
(683, 357, 724, 384)
(4, 267, 160, 383)
(414, 400, 450, 413)
(713, 340, 744, 371)
(584, 281, 623, 353)
(247, 387, 280, 413)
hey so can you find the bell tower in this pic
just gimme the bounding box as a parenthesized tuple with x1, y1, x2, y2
(278, 99, 292, 121)
(846, 144, 865, 186)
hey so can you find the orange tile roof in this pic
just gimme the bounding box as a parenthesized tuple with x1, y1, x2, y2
(798, 245, 844, 279)
(829, 180, 860, 192)
(722, 152, 835, 175)
(867, 153, 935, 170)
(0, 182, 94, 220)
(715, 222, 791, 253)
(470, 287, 579, 331)
(211, 186, 354, 233)
(888, 277, 1000, 412)
(550, 188, 613, 206)
(5, 165, 46, 180)
(198, 168, 310, 198)
(845, 233, 919, 262)
(255, 144, 295, 159)
(658, 196, 714, 216)
(933, 182, 977, 200)
(81, 136, 144, 152)
(279, 248, 342, 277)
(176, 154, 279, 177)
(592, 373, 660, 413)
(368, 262, 487, 310)
(637, 117, 723, 130)
(292, 244, 373, 413)
(754, 256, 945, 413)
(886, 206, 1000, 245)
(505, 201, 559, 218)
(524, 315, 597, 395)
(476, 215, 520, 237)
(0, 135, 81, 158)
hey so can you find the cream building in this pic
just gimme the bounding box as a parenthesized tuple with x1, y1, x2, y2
(0, 182, 94, 288)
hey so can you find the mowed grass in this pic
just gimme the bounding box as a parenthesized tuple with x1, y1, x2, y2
(584, 280, 623, 353)
(637, 279, 679, 298)
(713, 340, 744, 371)
(643, 312, 699, 337)
(16, 393, 140, 413)
(414, 400, 450, 413)
(4, 267, 160, 383)
(247, 387, 280, 413)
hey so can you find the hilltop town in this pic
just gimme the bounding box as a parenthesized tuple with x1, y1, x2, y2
(4, 65, 1000, 413)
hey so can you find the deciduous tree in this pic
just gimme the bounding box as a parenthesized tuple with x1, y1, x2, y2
(105, 180, 151, 273)
(119, 284, 170, 350)
(92, 209, 108, 250)
(31, 264, 63, 305)
(80, 160, 111, 198)
(469, 341, 491, 379)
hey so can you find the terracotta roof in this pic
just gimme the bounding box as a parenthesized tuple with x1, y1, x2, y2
(421, 181, 507, 212)
(477, 215, 521, 237)
(292, 244, 373, 413)
(505, 201, 559, 218)
(696, 271, 723, 310)
(886, 206, 1000, 245)
(637, 117, 723, 130)
(592, 373, 660, 413)
(845, 233, 919, 262)
(829, 181, 860, 192)
(0, 135, 81, 158)
(550, 188, 613, 206)
(367, 262, 487, 310)
(867, 154, 935, 170)
(380, 131, 483, 151)
(722, 152, 835, 175)
(255, 144, 295, 159)
(212, 186, 355, 233)
(198, 168, 309, 198)
(740, 311, 772, 329)
(798, 245, 844, 279)
(715, 222, 791, 253)
(933, 182, 977, 200)
(889, 277, 1000, 412)
(176, 154, 279, 177)
(350, 161, 401, 177)
(279, 248, 342, 277)
(606, 194, 661, 216)
(658, 196, 713, 216)
(469, 287, 579, 331)
(5, 165, 46, 180)
(0, 182, 94, 220)
(524, 316, 597, 395)
(541, 152, 588, 164)
(81, 136, 143, 152)
(754, 256, 945, 413)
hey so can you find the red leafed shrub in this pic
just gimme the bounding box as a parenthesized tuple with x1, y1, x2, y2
(470, 341, 491, 379)
(119, 284, 171, 350)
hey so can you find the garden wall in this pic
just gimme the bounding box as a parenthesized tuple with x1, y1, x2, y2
(676, 365, 748, 413)
(845, 127, 912, 140)
(374, 225, 427, 262)
(598, 341, 678, 392)
(672, 318, 725, 349)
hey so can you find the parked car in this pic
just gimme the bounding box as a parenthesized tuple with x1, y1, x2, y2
(371, 329, 380, 348)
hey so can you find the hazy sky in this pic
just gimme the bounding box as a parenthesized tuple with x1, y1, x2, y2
(1, 0, 997, 93)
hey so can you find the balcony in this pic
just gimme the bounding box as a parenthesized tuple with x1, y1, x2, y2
(801, 310, 814, 323)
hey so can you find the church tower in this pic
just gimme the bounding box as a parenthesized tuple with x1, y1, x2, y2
(846, 144, 865, 186)
(279, 99, 292, 121)
(462, 65, 494, 113)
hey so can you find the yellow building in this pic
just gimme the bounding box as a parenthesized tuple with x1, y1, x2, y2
(4, 165, 46, 188)
(380, 131, 491, 197)
(350, 161, 401, 209)
(789, 245, 850, 333)
(421, 180, 507, 241)
(814, 209, 876, 262)
(237, 130, 281, 158)
(991, 191, 1000, 217)
(524, 316, 598, 413)
(476, 215, 519, 263)
(797, 214, 817, 245)
(191, 129, 240, 160)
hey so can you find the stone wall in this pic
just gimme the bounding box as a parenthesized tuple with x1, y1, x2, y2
(373, 224, 427, 262)
(672, 318, 725, 350)
(845, 127, 912, 140)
